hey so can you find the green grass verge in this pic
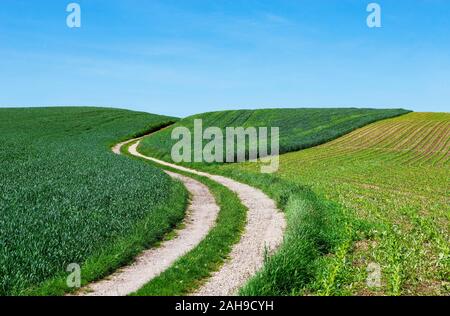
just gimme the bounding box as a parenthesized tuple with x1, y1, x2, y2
(120, 141, 247, 296)
(201, 168, 363, 296)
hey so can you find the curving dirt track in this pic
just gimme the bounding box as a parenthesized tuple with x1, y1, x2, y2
(128, 139, 286, 296)
(78, 135, 286, 296)
(77, 140, 219, 296)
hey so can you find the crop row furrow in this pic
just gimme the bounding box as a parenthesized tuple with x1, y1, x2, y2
(376, 121, 444, 165)
(402, 121, 448, 165)
(413, 123, 450, 166)
(431, 135, 450, 166)
(389, 121, 442, 165)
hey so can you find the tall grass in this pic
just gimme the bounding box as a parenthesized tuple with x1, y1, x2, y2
(0, 107, 186, 295)
(208, 169, 355, 296)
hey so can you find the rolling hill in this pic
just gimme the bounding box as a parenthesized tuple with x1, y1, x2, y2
(138, 108, 410, 164)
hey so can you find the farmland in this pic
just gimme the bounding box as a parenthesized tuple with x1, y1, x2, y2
(139, 108, 410, 164)
(1, 106, 447, 297)
(138, 107, 425, 296)
(216, 112, 449, 295)
(0, 107, 187, 295)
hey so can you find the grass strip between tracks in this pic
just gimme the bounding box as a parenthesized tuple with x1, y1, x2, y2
(121, 141, 247, 296)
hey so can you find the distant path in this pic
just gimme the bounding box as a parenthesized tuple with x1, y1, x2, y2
(77, 139, 219, 296)
(127, 138, 286, 296)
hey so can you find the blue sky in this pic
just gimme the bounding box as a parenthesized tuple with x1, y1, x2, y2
(0, 0, 449, 117)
